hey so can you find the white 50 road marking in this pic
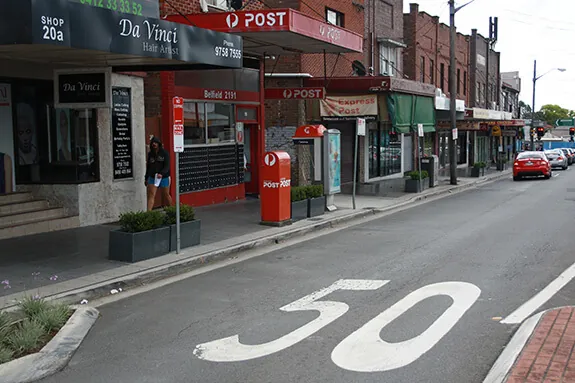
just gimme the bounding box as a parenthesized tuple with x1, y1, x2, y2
(331, 282, 481, 372)
(193, 279, 389, 362)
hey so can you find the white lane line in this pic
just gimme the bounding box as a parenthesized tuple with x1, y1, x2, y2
(501, 261, 575, 324)
(553, 173, 560, 178)
(483, 311, 544, 383)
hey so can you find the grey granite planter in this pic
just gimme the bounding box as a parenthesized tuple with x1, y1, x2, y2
(405, 178, 429, 193)
(109, 226, 170, 263)
(291, 200, 308, 221)
(308, 196, 326, 218)
(170, 219, 201, 251)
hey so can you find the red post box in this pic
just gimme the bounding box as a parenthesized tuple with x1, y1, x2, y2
(260, 151, 291, 226)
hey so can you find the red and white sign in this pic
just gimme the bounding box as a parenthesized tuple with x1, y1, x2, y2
(320, 95, 378, 118)
(236, 122, 244, 144)
(264, 153, 277, 167)
(225, 11, 288, 30)
(175, 9, 363, 54)
(173, 96, 184, 153)
(265, 87, 325, 100)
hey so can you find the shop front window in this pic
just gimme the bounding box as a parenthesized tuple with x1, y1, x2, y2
(422, 133, 434, 157)
(183, 101, 236, 146)
(368, 123, 401, 179)
(11, 80, 99, 184)
(457, 131, 467, 164)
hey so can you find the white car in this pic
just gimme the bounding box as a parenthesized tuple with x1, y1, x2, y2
(544, 149, 568, 170)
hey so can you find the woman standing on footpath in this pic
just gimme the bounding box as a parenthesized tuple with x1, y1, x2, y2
(145, 136, 173, 211)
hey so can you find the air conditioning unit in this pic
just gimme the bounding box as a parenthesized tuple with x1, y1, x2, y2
(205, 0, 229, 10)
(199, 0, 209, 12)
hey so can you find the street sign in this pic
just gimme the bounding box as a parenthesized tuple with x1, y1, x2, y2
(452, 128, 458, 140)
(357, 118, 366, 136)
(417, 123, 424, 137)
(173, 97, 184, 153)
(264, 87, 326, 100)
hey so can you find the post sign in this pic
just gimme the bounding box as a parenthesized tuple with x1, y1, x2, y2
(264, 87, 326, 100)
(417, 123, 424, 137)
(173, 96, 184, 153)
(260, 151, 291, 226)
(55, 69, 111, 108)
(357, 118, 366, 136)
(111, 87, 133, 180)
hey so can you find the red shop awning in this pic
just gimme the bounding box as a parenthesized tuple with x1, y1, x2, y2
(168, 9, 363, 54)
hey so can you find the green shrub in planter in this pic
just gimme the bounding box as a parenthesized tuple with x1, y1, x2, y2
(408, 170, 429, 180)
(164, 204, 195, 225)
(473, 161, 487, 169)
(164, 204, 201, 251)
(306, 184, 324, 199)
(110, 210, 170, 262)
(291, 186, 307, 202)
(118, 210, 165, 233)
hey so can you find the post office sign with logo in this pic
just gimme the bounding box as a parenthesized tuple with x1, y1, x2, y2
(54, 68, 111, 109)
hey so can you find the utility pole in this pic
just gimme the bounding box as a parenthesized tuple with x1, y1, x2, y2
(531, 59, 536, 151)
(449, 0, 475, 185)
(449, 0, 457, 185)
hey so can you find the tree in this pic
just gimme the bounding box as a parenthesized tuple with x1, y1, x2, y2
(539, 104, 574, 125)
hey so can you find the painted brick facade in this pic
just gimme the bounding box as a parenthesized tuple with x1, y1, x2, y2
(403, 3, 469, 103)
(469, 28, 500, 110)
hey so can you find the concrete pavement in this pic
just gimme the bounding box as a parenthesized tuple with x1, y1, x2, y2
(0, 171, 507, 310)
(38, 167, 575, 383)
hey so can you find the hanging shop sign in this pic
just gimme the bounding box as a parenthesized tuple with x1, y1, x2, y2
(1, 0, 243, 68)
(320, 95, 378, 121)
(111, 87, 134, 180)
(264, 88, 326, 100)
(55, 69, 111, 108)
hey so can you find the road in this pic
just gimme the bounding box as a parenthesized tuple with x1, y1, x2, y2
(42, 170, 575, 383)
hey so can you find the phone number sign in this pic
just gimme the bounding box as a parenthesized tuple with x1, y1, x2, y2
(69, 0, 159, 19)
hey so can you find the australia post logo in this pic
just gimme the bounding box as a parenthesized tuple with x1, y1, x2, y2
(264, 153, 277, 167)
(225, 11, 288, 29)
(263, 179, 291, 188)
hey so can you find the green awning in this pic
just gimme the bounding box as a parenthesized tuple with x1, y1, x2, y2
(387, 93, 436, 134)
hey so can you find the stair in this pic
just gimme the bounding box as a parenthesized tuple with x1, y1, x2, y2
(0, 192, 79, 240)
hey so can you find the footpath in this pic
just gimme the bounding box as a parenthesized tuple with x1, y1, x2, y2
(0, 170, 510, 310)
(485, 307, 575, 383)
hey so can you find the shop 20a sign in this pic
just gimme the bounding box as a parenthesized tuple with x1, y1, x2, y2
(55, 69, 111, 108)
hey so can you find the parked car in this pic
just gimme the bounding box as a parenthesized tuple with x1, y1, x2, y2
(544, 149, 568, 170)
(559, 148, 574, 165)
(568, 148, 575, 164)
(513, 151, 552, 181)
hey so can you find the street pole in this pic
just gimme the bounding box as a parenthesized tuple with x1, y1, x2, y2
(449, 0, 457, 185)
(175, 152, 181, 254)
(531, 59, 536, 151)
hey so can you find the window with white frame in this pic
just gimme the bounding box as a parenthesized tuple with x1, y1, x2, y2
(206, 0, 229, 10)
(326, 8, 344, 26)
(379, 44, 397, 76)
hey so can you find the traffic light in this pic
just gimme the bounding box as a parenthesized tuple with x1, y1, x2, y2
(570, 128, 575, 136)
(230, 0, 243, 10)
(536, 127, 545, 139)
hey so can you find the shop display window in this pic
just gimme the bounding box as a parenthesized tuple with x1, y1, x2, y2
(10, 80, 99, 184)
(183, 101, 236, 146)
(368, 122, 402, 179)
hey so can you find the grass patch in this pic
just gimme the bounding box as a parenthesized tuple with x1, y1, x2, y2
(0, 297, 73, 364)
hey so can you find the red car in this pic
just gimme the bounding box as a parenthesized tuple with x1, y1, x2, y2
(513, 151, 552, 181)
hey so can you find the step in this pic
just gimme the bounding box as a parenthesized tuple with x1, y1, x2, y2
(0, 199, 49, 216)
(0, 207, 66, 227)
(0, 192, 33, 206)
(0, 215, 80, 240)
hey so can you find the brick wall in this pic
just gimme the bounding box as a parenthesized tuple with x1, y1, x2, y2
(469, 29, 500, 109)
(403, 3, 469, 102)
(367, 0, 403, 74)
(298, 0, 365, 77)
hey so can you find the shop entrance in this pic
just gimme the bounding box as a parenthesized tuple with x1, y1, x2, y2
(243, 123, 259, 195)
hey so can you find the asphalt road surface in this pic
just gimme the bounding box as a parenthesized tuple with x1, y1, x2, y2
(42, 170, 575, 383)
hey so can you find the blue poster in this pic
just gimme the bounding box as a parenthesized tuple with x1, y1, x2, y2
(328, 133, 341, 194)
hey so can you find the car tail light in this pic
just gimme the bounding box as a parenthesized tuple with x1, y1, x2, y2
(559, 157, 564, 160)
(514, 162, 519, 166)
